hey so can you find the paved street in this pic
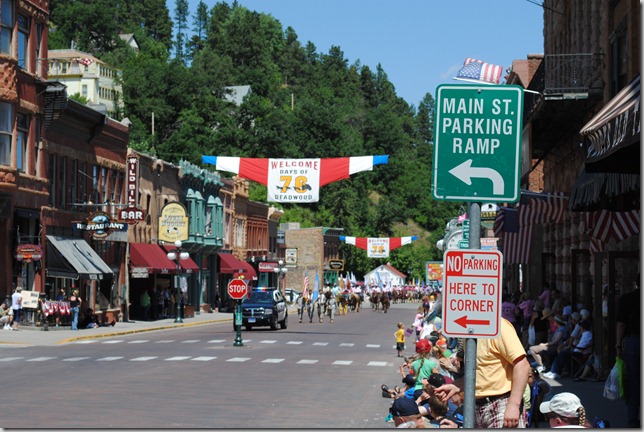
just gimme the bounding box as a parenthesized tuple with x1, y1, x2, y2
(0, 301, 629, 429)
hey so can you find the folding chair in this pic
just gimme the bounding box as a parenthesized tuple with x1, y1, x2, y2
(527, 379, 551, 427)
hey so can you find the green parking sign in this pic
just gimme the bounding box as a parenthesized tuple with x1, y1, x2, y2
(432, 84, 523, 203)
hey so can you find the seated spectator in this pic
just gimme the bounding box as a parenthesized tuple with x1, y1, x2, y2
(529, 314, 568, 373)
(1, 301, 14, 330)
(381, 374, 416, 399)
(539, 392, 592, 428)
(390, 396, 430, 428)
(543, 320, 593, 379)
(79, 308, 116, 329)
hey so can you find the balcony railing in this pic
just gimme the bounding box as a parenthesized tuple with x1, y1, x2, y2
(524, 53, 604, 120)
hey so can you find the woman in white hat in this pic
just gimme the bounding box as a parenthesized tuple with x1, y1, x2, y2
(539, 392, 592, 427)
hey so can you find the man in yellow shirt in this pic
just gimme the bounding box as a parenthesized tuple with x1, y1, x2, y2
(434, 318, 530, 428)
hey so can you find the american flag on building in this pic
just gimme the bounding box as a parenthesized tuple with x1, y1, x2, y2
(76, 58, 93, 66)
(455, 58, 504, 85)
(493, 191, 568, 264)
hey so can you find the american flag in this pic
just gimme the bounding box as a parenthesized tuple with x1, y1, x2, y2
(303, 270, 309, 299)
(455, 58, 504, 85)
(76, 58, 93, 66)
(494, 191, 569, 264)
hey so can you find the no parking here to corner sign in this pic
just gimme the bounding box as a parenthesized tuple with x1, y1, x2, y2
(441, 249, 502, 338)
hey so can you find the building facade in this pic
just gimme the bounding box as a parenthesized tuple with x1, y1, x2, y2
(501, 0, 640, 372)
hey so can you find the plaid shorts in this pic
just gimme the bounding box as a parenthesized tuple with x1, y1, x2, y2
(475, 393, 525, 428)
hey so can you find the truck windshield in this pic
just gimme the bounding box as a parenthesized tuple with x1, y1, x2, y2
(243, 291, 273, 304)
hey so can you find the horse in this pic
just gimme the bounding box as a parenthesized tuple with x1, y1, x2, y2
(348, 293, 361, 313)
(337, 293, 349, 315)
(380, 292, 390, 313)
(370, 292, 380, 310)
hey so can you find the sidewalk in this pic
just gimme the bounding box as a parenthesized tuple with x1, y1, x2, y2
(537, 374, 628, 428)
(0, 310, 234, 347)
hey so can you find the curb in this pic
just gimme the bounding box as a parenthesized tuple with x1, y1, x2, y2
(55, 318, 231, 344)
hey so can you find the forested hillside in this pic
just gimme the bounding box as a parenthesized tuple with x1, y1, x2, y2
(48, 0, 462, 280)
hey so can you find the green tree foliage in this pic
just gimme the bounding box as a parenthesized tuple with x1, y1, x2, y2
(48, 0, 466, 280)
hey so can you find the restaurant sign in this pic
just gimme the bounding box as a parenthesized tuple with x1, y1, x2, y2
(73, 212, 128, 239)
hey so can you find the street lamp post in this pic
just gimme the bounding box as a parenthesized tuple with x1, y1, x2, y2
(166, 239, 189, 323)
(273, 259, 288, 298)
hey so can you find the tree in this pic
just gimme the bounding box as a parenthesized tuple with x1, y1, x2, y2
(173, 0, 190, 63)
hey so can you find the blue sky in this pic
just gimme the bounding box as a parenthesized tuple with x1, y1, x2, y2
(170, 0, 544, 107)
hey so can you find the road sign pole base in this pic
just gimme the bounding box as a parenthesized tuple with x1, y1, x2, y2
(233, 301, 244, 347)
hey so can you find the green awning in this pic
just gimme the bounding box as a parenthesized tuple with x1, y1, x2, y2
(46, 235, 113, 279)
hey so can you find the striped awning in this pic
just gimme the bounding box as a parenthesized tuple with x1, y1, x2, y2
(580, 75, 640, 174)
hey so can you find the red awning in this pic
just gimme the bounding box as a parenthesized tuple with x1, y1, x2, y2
(160, 245, 200, 274)
(218, 253, 257, 280)
(130, 243, 176, 274)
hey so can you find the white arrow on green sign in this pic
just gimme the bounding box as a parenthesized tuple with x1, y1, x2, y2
(432, 84, 524, 203)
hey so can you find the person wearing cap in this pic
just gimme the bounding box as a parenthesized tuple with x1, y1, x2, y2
(529, 313, 568, 374)
(389, 396, 430, 428)
(539, 392, 591, 428)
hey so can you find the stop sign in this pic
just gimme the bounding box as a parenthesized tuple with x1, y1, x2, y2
(227, 279, 248, 300)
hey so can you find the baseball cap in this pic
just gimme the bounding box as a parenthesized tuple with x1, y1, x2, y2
(580, 309, 590, 320)
(402, 374, 416, 387)
(428, 373, 446, 388)
(539, 392, 583, 418)
(391, 397, 420, 417)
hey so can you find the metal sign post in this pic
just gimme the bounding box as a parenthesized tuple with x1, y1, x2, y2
(233, 300, 243, 347)
(463, 202, 481, 429)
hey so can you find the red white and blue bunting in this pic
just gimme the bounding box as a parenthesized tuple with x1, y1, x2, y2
(201, 155, 388, 203)
(340, 236, 418, 258)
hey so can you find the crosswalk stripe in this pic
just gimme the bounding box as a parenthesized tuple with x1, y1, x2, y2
(181, 340, 200, 344)
(207, 339, 225, 344)
(130, 356, 157, 361)
(313, 342, 328, 346)
(339, 343, 354, 347)
(165, 356, 191, 361)
(262, 358, 285, 363)
(366, 344, 380, 348)
(27, 357, 57, 362)
(102, 340, 124, 344)
(332, 360, 352, 365)
(191, 356, 217, 361)
(63, 357, 90, 361)
(155, 340, 174, 343)
(0, 357, 24, 361)
(260, 340, 277, 344)
(226, 357, 250, 362)
(286, 341, 303, 345)
(97, 356, 124, 361)
(128, 340, 149, 344)
(367, 361, 388, 367)
(296, 359, 318, 364)
(74, 340, 96, 344)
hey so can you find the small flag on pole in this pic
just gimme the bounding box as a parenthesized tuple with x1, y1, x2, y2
(455, 58, 504, 85)
(303, 270, 309, 300)
(312, 272, 320, 302)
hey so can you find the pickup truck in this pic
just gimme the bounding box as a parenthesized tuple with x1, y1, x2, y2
(237, 287, 288, 331)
